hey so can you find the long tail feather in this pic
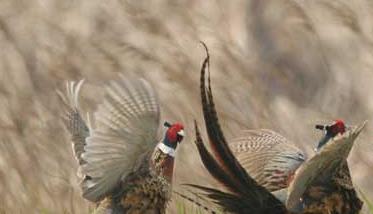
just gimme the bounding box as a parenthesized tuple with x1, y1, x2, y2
(192, 43, 288, 214)
(194, 120, 246, 194)
(173, 190, 218, 214)
(200, 43, 272, 197)
(199, 43, 252, 190)
(185, 184, 288, 214)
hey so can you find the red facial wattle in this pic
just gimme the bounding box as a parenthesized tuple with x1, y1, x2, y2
(329, 119, 346, 136)
(316, 119, 346, 150)
(166, 123, 184, 144)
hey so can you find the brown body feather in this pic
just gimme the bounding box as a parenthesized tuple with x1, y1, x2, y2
(301, 161, 362, 214)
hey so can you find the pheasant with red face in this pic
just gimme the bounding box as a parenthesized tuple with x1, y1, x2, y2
(58, 76, 184, 214)
(186, 44, 365, 214)
(288, 120, 363, 214)
(231, 119, 348, 193)
(315, 119, 346, 150)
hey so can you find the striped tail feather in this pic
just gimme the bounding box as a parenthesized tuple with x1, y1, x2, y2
(187, 43, 288, 214)
(193, 120, 246, 195)
(173, 189, 219, 214)
(184, 184, 256, 213)
(199, 43, 259, 195)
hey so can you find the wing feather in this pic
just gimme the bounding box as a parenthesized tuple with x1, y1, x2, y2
(57, 80, 90, 176)
(80, 76, 160, 202)
(286, 121, 366, 211)
(230, 129, 306, 191)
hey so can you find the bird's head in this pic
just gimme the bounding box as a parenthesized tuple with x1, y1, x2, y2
(315, 119, 346, 150)
(163, 121, 184, 149)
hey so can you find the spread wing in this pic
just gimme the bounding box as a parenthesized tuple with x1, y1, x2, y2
(80, 75, 160, 202)
(57, 80, 90, 176)
(230, 129, 306, 191)
(286, 121, 366, 211)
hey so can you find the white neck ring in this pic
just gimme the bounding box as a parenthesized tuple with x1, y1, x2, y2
(157, 143, 176, 157)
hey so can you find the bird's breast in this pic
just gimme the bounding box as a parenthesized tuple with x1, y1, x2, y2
(152, 148, 175, 182)
(120, 172, 171, 214)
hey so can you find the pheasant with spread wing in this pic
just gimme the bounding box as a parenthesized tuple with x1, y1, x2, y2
(58, 76, 184, 213)
(187, 44, 365, 214)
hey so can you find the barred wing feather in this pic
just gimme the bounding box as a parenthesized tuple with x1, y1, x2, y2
(57, 80, 90, 171)
(286, 121, 366, 211)
(81, 76, 160, 202)
(230, 129, 306, 191)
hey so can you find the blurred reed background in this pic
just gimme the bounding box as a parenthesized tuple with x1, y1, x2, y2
(0, 0, 372, 213)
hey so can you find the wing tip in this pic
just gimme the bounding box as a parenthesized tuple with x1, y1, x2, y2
(355, 120, 367, 135)
(57, 79, 85, 110)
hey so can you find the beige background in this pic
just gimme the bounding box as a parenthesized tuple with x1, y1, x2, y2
(0, 0, 372, 213)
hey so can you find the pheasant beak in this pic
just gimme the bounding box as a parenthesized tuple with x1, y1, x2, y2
(344, 124, 351, 131)
(177, 129, 184, 143)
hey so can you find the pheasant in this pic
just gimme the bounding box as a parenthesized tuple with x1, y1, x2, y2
(58, 76, 184, 213)
(186, 44, 365, 214)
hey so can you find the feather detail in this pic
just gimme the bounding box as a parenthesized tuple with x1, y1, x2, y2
(199, 43, 256, 194)
(193, 120, 246, 195)
(80, 76, 160, 202)
(191, 43, 287, 213)
(57, 80, 89, 176)
(230, 129, 306, 191)
(173, 189, 218, 214)
(185, 184, 288, 214)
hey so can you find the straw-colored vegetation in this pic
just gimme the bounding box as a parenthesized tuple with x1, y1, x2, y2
(0, 0, 372, 213)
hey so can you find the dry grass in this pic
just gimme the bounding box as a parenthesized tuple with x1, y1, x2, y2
(0, 0, 372, 213)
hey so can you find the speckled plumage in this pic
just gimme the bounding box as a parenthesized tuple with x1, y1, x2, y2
(300, 161, 362, 214)
(89, 149, 173, 214)
(230, 129, 306, 192)
(58, 77, 180, 214)
(229, 127, 364, 214)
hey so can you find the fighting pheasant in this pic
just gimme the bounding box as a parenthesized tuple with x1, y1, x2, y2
(187, 44, 365, 214)
(58, 76, 184, 213)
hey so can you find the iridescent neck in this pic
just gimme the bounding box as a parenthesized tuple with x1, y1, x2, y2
(162, 134, 178, 149)
(151, 142, 176, 182)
